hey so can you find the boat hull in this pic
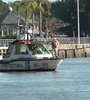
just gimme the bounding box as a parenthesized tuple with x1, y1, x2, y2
(0, 58, 61, 71)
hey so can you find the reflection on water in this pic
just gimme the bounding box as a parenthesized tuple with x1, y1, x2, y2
(0, 57, 90, 100)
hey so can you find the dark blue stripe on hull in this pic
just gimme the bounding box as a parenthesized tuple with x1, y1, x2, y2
(0, 68, 55, 72)
(0, 58, 60, 64)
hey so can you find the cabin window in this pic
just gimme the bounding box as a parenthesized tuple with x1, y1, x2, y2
(7, 45, 14, 54)
(27, 44, 49, 54)
(14, 44, 28, 54)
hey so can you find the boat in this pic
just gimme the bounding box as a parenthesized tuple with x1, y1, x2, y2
(0, 39, 62, 71)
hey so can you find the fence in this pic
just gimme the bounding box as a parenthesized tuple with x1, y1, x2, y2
(0, 47, 8, 55)
(0, 39, 15, 46)
(34, 37, 90, 44)
(0, 37, 90, 47)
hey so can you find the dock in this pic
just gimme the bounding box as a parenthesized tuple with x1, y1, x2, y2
(45, 44, 90, 58)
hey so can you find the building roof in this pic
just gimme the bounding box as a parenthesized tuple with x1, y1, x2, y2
(1, 12, 22, 25)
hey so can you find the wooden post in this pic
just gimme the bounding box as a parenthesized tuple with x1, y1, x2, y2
(65, 50, 67, 58)
(73, 49, 76, 58)
(82, 45, 86, 57)
(85, 52, 87, 57)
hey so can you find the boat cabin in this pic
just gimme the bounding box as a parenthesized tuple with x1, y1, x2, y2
(3, 40, 53, 60)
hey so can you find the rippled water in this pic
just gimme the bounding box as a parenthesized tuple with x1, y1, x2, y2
(0, 57, 90, 100)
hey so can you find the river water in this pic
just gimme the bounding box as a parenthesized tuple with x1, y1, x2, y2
(0, 57, 90, 100)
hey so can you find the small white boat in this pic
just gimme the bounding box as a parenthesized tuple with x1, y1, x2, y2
(0, 39, 61, 71)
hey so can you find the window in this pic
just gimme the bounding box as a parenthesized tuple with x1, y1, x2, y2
(7, 45, 14, 54)
(14, 44, 28, 54)
(28, 43, 49, 54)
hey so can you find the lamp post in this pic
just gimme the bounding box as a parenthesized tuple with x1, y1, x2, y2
(39, 1, 42, 37)
(77, 0, 80, 44)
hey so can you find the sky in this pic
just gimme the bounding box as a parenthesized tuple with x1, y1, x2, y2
(3, 0, 57, 3)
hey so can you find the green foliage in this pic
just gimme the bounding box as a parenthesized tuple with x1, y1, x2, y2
(0, 0, 9, 16)
(1, 0, 90, 37)
(51, 0, 90, 37)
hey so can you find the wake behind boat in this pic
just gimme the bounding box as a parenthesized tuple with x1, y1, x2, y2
(0, 39, 62, 71)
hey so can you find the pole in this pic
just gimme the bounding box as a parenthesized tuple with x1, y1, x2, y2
(17, 9, 20, 40)
(39, 2, 42, 37)
(77, 0, 80, 44)
(32, 13, 34, 38)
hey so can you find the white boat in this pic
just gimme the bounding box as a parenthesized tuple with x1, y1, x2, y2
(0, 39, 61, 71)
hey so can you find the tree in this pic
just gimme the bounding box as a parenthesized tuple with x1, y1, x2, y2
(51, 0, 78, 36)
(0, 0, 9, 16)
(20, 0, 50, 37)
(51, 0, 90, 36)
(36, 0, 51, 37)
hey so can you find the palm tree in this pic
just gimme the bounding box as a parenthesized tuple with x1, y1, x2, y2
(20, 0, 32, 33)
(29, 1, 39, 37)
(12, 0, 51, 37)
(20, 0, 44, 37)
(36, 0, 51, 37)
(21, 0, 40, 37)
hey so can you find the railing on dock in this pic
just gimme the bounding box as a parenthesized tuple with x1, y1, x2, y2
(0, 47, 8, 55)
(0, 39, 15, 47)
(0, 37, 90, 47)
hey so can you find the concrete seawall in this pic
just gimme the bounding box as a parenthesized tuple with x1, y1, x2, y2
(44, 44, 90, 58)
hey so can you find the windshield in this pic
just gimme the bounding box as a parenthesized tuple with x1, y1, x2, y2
(27, 43, 50, 55)
(7, 45, 14, 54)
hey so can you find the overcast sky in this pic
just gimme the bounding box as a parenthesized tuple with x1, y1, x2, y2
(3, 0, 57, 3)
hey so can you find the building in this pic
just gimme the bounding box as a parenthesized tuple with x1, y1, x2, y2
(0, 12, 23, 37)
(0, 12, 39, 37)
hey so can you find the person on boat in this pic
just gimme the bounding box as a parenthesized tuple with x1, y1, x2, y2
(52, 37, 59, 58)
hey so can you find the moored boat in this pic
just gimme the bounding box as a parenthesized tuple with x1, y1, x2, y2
(0, 39, 62, 71)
